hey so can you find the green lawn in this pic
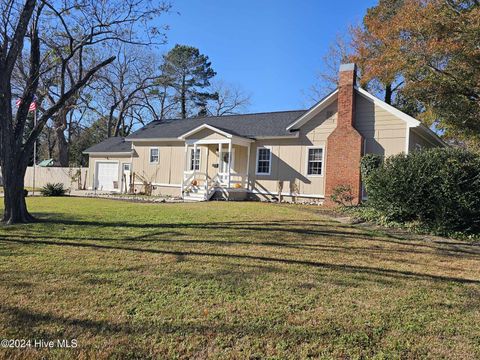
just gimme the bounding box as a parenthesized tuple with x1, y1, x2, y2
(0, 198, 479, 359)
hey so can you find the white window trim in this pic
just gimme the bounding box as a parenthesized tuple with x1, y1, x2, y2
(305, 146, 324, 177)
(255, 146, 272, 176)
(122, 163, 132, 172)
(149, 147, 159, 164)
(187, 147, 201, 172)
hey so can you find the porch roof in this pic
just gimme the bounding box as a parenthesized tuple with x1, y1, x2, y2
(178, 124, 254, 145)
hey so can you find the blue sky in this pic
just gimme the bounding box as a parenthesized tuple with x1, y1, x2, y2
(160, 0, 377, 112)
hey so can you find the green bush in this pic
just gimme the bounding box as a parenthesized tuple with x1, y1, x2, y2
(360, 153, 383, 180)
(41, 183, 67, 197)
(361, 148, 480, 234)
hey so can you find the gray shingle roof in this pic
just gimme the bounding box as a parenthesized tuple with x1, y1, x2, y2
(83, 137, 132, 154)
(126, 110, 306, 140)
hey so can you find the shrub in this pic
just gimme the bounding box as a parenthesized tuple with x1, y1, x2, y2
(330, 184, 354, 207)
(41, 183, 67, 197)
(361, 148, 480, 234)
(360, 153, 383, 180)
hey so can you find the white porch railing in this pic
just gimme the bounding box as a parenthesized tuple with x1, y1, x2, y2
(182, 172, 208, 194)
(227, 173, 248, 189)
(181, 171, 249, 200)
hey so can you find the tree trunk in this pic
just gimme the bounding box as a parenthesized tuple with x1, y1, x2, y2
(55, 126, 69, 166)
(385, 83, 393, 105)
(53, 110, 69, 166)
(0, 92, 36, 224)
(1, 158, 34, 224)
(181, 75, 186, 119)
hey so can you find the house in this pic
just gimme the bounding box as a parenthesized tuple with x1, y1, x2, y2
(83, 63, 445, 202)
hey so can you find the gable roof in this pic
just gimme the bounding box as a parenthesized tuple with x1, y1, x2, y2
(83, 137, 132, 154)
(355, 87, 446, 146)
(356, 87, 420, 127)
(178, 124, 243, 139)
(286, 89, 338, 131)
(126, 110, 306, 141)
(285, 86, 446, 147)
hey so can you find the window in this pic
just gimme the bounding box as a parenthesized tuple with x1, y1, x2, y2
(307, 147, 323, 176)
(256, 147, 271, 175)
(190, 148, 200, 171)
(149, 148, 159, 164)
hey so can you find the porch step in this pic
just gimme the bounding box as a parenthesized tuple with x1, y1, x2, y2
(183, 191, 207, 202)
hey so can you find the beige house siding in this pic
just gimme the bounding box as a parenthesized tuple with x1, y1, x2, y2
(355, 93, 407, 157)
(248, 102, 337, 197)
(87, 155, 132, 190)
(129, 141, 185, 196)
(131, 141, 184, 185)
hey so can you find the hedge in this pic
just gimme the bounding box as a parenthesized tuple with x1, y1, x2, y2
(361, 148, 480, 234)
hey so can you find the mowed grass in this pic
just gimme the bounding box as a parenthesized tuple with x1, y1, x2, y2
(0, 198, 479, 359)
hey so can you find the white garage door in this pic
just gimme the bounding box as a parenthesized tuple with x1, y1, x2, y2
(95, 162, 119, 191)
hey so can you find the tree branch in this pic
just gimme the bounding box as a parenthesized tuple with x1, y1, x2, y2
(23, 56, 115, 152)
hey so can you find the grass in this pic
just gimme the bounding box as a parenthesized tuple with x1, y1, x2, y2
(0, 187, 42, 194)
(0, 198, 479, 359)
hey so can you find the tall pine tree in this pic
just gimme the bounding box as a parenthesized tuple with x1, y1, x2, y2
(162, 45, 217, 118)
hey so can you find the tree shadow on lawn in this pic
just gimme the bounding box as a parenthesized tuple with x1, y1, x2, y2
(0, 303, 329, 343)
(2, 217, 479, 258)
(34, 212, 480, 248)
(168, 259, 401, 290)
(1, 231, 479, 261)
(0, 237, 478, 285)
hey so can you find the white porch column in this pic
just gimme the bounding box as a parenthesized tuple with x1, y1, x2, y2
(227, 140, 232, 188)
(193, 143, 198, 180)
(182, 143, 188, 193)
(218, 142, 223, 184)
(246, 143, 251, 190)
(205, 145, 209, 190)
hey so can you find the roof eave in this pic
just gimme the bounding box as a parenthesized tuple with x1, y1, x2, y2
(83, 151, 133, 156)
(254, 133, 300, 140)
(356, 87, 420, 127)
(411, 124, 448, 147)
(125, 137, 183, 142)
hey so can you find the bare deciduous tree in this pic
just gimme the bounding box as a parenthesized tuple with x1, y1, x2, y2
(0, 0, 170, 223)
(207, 80, 251, 116)
(92, 46, 161, 137)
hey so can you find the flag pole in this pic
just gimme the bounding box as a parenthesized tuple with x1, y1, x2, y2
(32, 108, 37, 196)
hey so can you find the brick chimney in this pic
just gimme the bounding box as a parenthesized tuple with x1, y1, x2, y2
(324, 63, 364, 205)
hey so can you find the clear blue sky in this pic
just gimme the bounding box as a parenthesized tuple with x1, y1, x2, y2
(161, 0, 377, 112)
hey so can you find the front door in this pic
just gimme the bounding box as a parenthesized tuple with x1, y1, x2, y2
(122, 163, 131, 193)
(218, 150, 234, 185)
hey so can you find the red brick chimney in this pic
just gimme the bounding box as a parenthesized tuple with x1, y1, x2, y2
(324, 63, 363, 205)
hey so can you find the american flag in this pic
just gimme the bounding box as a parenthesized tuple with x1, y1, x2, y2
(16, 96, 37, 111)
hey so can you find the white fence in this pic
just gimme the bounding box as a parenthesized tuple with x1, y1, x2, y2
(0, 167, 88, 190)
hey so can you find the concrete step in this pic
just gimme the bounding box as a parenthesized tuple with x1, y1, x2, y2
(183, 190, 207, 201)
(183, 195, 206, 202)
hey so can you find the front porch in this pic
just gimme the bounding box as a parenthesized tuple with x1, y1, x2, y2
(178, 125, 253, 201)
